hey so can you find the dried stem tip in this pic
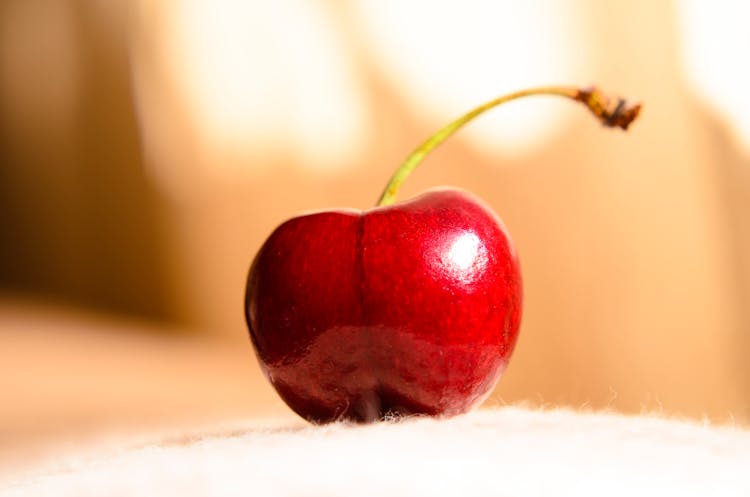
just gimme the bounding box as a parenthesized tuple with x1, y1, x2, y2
(575, 86, 642, 130)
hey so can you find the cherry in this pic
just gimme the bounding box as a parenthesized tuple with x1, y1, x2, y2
(244, 86, 640, 423)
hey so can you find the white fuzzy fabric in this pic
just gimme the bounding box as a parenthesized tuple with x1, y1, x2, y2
(2, 407, 749, 497)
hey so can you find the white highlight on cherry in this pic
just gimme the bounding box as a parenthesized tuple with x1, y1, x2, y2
(441, 232, 488, 285)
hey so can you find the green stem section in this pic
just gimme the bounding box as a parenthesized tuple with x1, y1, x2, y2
(376, 85, 641, 207)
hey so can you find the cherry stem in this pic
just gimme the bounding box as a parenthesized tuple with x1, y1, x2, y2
(376, 85, 642, 207)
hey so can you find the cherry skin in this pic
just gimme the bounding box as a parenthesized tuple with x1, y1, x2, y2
(245, 189, 522, 423)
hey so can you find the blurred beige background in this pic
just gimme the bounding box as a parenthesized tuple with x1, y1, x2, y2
(1, 0, 749, 465)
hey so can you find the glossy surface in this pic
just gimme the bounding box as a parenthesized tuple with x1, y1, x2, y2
(245, 189, 522, 423)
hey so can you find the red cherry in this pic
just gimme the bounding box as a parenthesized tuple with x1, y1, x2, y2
(244, 86, 640, 423)
(246, 189, 521, 422)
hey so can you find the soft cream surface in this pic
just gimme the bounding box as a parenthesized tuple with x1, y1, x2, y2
(2, 407, 749, 497)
